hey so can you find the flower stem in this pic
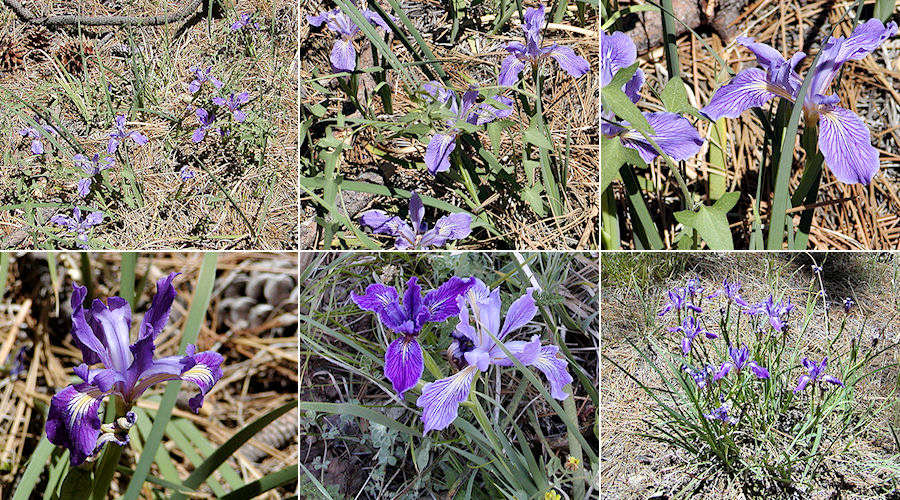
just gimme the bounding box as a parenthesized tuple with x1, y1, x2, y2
(90, 397, 126, 499)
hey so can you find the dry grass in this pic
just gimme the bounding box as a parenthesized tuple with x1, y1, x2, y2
(0, 0, 298, 250)
(0, 252, 299, 497)
(611, 0, 900, 249)
(601, 252, 900, 497)
(300, 0, 599, 250)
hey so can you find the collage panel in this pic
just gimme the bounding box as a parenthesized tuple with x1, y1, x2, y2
(300, 1, 599, 250)
(2, 252, 299, 498)
(296, 251, 598, 498)
(601, 252, 900, 497)
(0, 1, 298, 250)
(601, 0, 900, 250)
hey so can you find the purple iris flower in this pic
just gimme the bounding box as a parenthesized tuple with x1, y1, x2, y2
(212, 92, 250, 123)
(359, 191, 472, 249)
(351, 276, 475, 397)
(746, 295, 794, 332)
(706, 278, 750, 308)
(601, 31, 703, 163)
(231, 12, 260, 31)
(713, 344, 770, 381)
(498, 4, 589, 86)
(417, 280, 573, 433)
(307, 7, 394, 73)
(669, 316, 716, 355)
(684, 278, 703, 298)
(658, 287, 702, 317)
(19, 119, 58, 155)
(46, 273, 224, 465)
(191, 108, 220, 143)
(50, 207, 104, 249)
(179, 166, 195, 181)
(702, 19, 898, 185)
(794, 357, 844, 392)
(74, 154, 115, 198)
(107, 115, 149, 154)
(422, 80, 513, 174)
(705, 398, 738, 424)
(188, 66, 224, 94)
(683, 364, 714, 388)
(811, 264, 823, 273)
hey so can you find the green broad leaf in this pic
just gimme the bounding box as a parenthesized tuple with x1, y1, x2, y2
(660, 77, 692, 114)
(601, 83, 653, 136)
(523, 159, 540, 185)
(60, 466, 93, 499)
(673, 192, 740, 250)
(521, 185, 547, 217)
(606, 62, 638, 90)
(487, 121, 503, 153)
(523, 120, 553, 150)
(403, 123, 431, 136)
(308, 103, 326, 118)
(875, 0, 895, 21)
(600, 135, 645, 193)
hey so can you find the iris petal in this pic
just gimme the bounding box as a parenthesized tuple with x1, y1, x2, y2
(384, 337, 424, 397)
(417, 365, 477, 433)
(817, 105, 879, 185)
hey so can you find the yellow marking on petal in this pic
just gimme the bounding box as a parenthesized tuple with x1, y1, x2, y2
(182, 365, 215, 387)
(67, 389, 104, 429)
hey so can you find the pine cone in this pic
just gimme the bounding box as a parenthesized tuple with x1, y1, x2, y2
(0, 35, 25, 72)
(23, 26, 52, 60)
(55, 40, 93, 75)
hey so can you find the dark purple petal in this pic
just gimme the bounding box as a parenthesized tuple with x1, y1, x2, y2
(425, 134, 456, 175)
(46, 383, 111, 465)
(713, 362, 732, 381)
(735, 36, 786, 70)
(402, 276, 423, 324)
(416, 365, 477, 433)
(384, 337, 424, 397)
(138, 272, 179, 341)
(408, 192, 425, 234)
(422, 276, 475, 322)
(701, 68, 779, 120)
(748, 361, 770, 379)
(70, 284, 106, 366)
(817, 104, 879, 185)
(351, 283, 400, 313)
(179, 346, 224, 412)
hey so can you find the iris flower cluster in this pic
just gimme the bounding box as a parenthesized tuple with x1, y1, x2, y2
(46, 273, 224, 465)
(353, 276, 573, 433)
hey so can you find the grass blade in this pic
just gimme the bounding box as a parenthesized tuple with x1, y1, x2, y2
(11, 437, 55, 500)
(219, 465, 298, 500)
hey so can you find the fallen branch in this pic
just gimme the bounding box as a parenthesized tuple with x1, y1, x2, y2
(2, 0, 205, 27)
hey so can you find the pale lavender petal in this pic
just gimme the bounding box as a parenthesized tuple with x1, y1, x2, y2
(331, 39, 356, 72)
(601, 31, 636, 87)
(490, 334, 542, 366)
(360, 210, 409, 237)
(31, 140, 44, 155)
(532, 344, 573, 400)
(131, 131, 148, 146)
(499, 288, 537, 339)
(408, 192, 425, 233)
(425, 134, 456, 174)
(794, 374, 812, 392)
(499, 54, 525, 87)
(817, 104, 879, 185)
(701, 68, 779, 120)
(417, 365, 477, 433)
(90, 297, 133, 372)
(623, 68, 644, 103)
(85, 211, 104, 226)
(419, 212, 472, 247)
(621, 112, 703, 163)
(549, 45, 590, 79)
(384, 337, 424, 397)
(735, 36, 786, 70)
(77, 178, 92, 198)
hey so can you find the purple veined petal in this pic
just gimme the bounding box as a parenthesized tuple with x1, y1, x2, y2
(233, 109, 247, 122)
(822, 374, 843, 387)
(211, 96, 226, 107)
(419, 212, 472, 248)
(77, 178, 92, 198)
(331, 38, 357, 73)
(490, 334, 542, 366)
(601, 31, 637, 88)
(489, 95, 515, 120)
(422, 276, 475, 323)
(532, 344, 573, 400)
(84, 211, 104, 227)
(817, 104, 879, 185)
(46, 383, 113, 465)
(681, 336, 692, 355)
(701, 68, 780, 120)
(192, 128, 206, 143)
(74, 364, 124, 393)
(735, 36, 788, 71)
(362, 9, 392, 31)
(794, 374, 812, 392)
(188, 80, 201, 93)
(807, 20, 897, 98)
(623, 67, 644, 103)
(211, 76, 224, 89)
(31, 139, 44, 155)
(115, 114, 127, 130)
(417, 365, 478, 433)
(522, 4, 545, 39)
(713, 362, 732, 381)
(548, 44, 590, 79)
(351, 283, 400, 313)
(379, 302, 417, 334)
(359, 210, 409, 237)
(90, 296, 133, 372)
(138, 272, 179, 341)
(459, 88, 480, 121)
(178, 346, 225, 412)
(130, 131, 149, 146)
(384, 337, 424, 397)
(769, 52, 805, 97)
(70, 284, 108, 366)
(50, 214, 75, 230)
(499, 54, 526, 87)
(499, 288, 537, 339)
(234, 92, 250, 105)
(408, 192, 425, 234)
(464, 347, 492, 371)
(620, 112, 703, 163)
(107, 138, 120, 154)
(425, 133, 456, 175)
(402, 276, 424, 324)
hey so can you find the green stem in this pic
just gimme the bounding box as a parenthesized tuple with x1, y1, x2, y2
(791, 123, 824, 250)
(600, 186, 619, 249)
(90, 398, 126, 500)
